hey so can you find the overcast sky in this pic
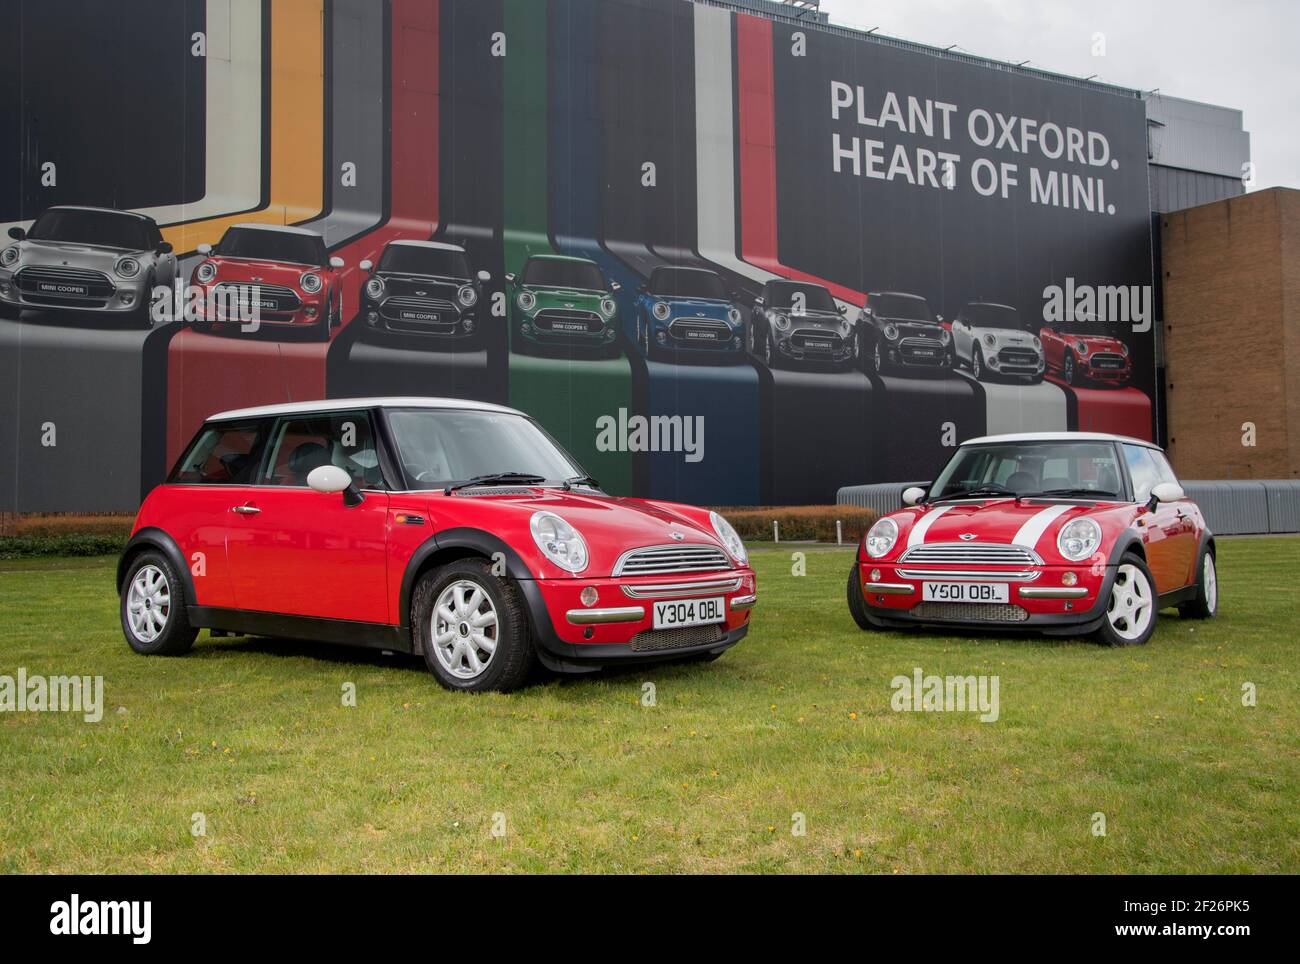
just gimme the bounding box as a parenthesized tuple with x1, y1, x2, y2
(819, 0, 1299, 190)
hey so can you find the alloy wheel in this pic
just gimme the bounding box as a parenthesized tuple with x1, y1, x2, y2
(1106, 563, 1153, 641)
(1203, 553, 1218, 612)
(1064, 353, 1075, 384)
(431, 579, 499, 680)
(126, 565, 171, 643)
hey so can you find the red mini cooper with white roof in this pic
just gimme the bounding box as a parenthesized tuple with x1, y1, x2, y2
(847, 432, 1217, 646)
(118, 398, 755, 691)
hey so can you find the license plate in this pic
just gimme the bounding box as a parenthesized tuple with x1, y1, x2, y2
(400, 310, 439, 322)
(911, 349, 935, 357)
(37, 281, 88, 296)
(553, 321, 588, 332)
(686, 331, 715, 340)
(804, 339, 832, 350)
(1097, 360, 1121, 369)
(652, 596, 726, 630)
(922, 582, 1008, 603)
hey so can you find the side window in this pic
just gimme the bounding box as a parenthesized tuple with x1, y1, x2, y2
(169, 421, 267, 484)
(1148, 449, 1180, 487)
(1122, 444, 1160, 502)
(261, 412, 383, 488)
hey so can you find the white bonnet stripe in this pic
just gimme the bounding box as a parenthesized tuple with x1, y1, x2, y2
(1012, 504, 1073, 550)
(907, 506, 952, 547)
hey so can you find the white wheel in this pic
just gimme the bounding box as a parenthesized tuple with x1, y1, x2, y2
(430, 578, 499, 681)
(1106, 562, 1153, 642)
(126, 564, 171, 643)
(1202, 553, 1218, 613)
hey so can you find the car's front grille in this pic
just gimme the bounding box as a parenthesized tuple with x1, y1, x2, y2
(535, 308, 602, 333)
(997, 347, 1039, 367)
(899, 543, 1042, 566)
(614, 544, 731, 576)
(381, 296, 458, 332)
(629, 623, 724, 653)
(212, 282, 301, 314)
(898, 337, 947, 364)
(621, 577, 742, 599)
(15, 265, 115, 302)
(1089, 352, 1125, 370)
(790, 328, 842, 353)
(668, 318, 730, 343)
(896, 568, 1038, 581)
(912, 601, 1029, 622)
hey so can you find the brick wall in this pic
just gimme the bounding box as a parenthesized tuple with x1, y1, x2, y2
(1162, 187, 1299, 479)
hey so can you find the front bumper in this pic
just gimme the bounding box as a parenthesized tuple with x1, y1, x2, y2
(652, 317, 744, 354)
(854, 560, 1114, 635)
(987, 349, 1045, 376)
(0, 267, 148, 313)
(517, 313, 617, 348)
(775, 327, 857, 364)
(884, 337, 951, 368)
(362, 295, 478, 340)
(517, 569, 756, 671)
(1083, 357, 1131, 384)
(192, 282, 325, 327)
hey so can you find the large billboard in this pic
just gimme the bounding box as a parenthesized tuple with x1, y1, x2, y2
(0, 0, 1155, 511)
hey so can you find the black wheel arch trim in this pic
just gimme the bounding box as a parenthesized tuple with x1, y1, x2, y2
(117, 527, 196, 601)
(399, 527, 536, 629)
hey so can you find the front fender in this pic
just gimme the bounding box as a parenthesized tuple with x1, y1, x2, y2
(398, 527, 537, 628)
(117, 527, 197, 601)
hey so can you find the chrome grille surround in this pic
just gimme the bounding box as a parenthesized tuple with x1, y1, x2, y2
(898, 542, 1043, 567)
(613, 544, 731, 576)
(15, 265, 115, 301)
(620, 576, 742, 599)
(212, 282, 301, 313)
(912, 601, 1029, 622)
(669, 318, 729, 342)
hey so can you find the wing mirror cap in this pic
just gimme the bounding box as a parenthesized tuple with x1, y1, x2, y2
(307, 465, 364, 506)
(902, 485, 928, 506)
(476, 269, 491, 283)
(505, 272, 516, 284)
(329, 256, 345, 270)
(1151, 481, 1184, 504)
(359, 259, 373, 272)
(196, 242, 213, 255)
(157, 241, 173, 255)
(8, 226, 25, 240)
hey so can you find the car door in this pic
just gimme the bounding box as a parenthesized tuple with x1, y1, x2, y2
(226, 408, 391, 623)
(951, 315, 970, 363)
(163, 418, 272, 609)
(1040, 324, 1062, 371)
(1122, 443, 1191, 592)
(1147, 448, 1199, 585)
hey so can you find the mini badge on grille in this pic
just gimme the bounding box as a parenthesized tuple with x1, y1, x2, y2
(669, 531, 685, 541)
(959, 533, 978, 541)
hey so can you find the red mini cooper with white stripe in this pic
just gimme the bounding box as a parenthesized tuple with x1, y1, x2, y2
(118, 398, 755, 691)
(847, 432, 1217, 646)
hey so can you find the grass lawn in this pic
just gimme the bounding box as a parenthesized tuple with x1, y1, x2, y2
(1, 538, 1296, 874)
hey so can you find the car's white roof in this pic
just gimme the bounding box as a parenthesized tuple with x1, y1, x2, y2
(962, 431, 1158, 448)
(210, 397, 524, 421)
(386, 239, 465, 252)
(227, 222, 323, 237)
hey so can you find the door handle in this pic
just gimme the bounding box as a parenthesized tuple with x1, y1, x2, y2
(232, 505, 261, 515)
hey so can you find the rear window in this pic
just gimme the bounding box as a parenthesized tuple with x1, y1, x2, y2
(169, 422, 268, 484)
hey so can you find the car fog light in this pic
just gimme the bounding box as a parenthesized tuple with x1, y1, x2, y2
(1062, 571, 1077, 586)
(0, 282, 9, 295)
(304, 306, 317, 318)
(655, 330, 667, 344)
(870, 568, 881, 581)
(366, 310, 379, 326)
(988, 356, 999, 367)
(731, 336, 741, 348)
(120, 292, 135, 306)
(462, 317, 475, 332)
(521, 322, 532, 334)
(580, 586, 599, 607)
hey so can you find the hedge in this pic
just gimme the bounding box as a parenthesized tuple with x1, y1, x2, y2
(714, 505, 877, 544)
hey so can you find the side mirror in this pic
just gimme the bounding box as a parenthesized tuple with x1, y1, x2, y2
(902, 486, 927, 506)
(753, 297, 764, 307)
(307, 465, 364, 506)
(610, 281, 622, 292)
(505, 272, 516, 284)
(1151, 481, 1184, 504)
(935, 314, 944, 323)
(329, 256, 344, 270)
(157, 241, 173, 255)
(359, 259, 373, 272)
(837, 303, 847, 315)
(196, 242, 213, 255)
(8, 226, 25, 240)
(476, 269, 491, 283)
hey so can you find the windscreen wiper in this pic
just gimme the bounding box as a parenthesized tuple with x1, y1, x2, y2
(1033, 488, 1119, 500)
(562, 474, 602, 491)
(935, 483, 1018, 502)
(444, 472, 546, 495)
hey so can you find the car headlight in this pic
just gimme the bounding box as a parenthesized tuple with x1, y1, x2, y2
(710, 511, 747, 564)
(883, 324, 899, 341)
(770, 311, 790, 331)
(600, 296, 617, 317)
(195, 260, 217, 284)
(1, 244, 19, 267)
(983, 333, 997, 348)
(652, 301, 670, 321)
(1076, 340, 1089, 356)
(364, 276, 385, 300)
(115, 256, 140, 279)
(865, 517, 899, 558)
(458, 284, 477, 307)
(518, 291, 536, 311)
(300, 272, 323, 294)
(727, 306, 741, 325)
(530, 511, 589, 574)
(940, 328, 951, 344)
(1057, 518, 1101, 562)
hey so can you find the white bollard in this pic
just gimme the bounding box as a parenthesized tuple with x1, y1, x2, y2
(773, 519, 779, 543)
(836, 520, 843, 545)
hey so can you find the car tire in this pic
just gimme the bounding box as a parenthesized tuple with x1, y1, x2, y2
(1179, 546, 1219, 619)
(762, 328, 779, 370)
(412, 557, 535, 693)
(120, 550, 198, 656)
(1063, 352, 1078, 385)
(1093, 552, 1158, 647)
(871, 340, 890, 376)
(971, 346, 985, 381)
(846, 565, 877, 631)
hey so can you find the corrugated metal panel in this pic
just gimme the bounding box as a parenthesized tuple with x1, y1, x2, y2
(838, 480, 1300, 535)
(1145, 93, 1251, 179)
(1148, 166, 1244, 214)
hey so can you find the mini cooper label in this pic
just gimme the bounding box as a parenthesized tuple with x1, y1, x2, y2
(652, 596, 726, 630)
(803, 339, 833, 350)
(400, 309, 440, 322)
(922, 582, 1009, 603)
(552, 320, 589, 333)
(36, 281, 88, 296)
